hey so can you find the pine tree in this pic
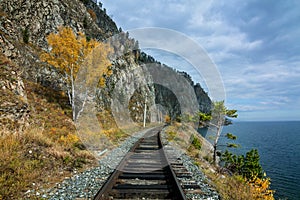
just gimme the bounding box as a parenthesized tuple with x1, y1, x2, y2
(209, 101, 238, 164)
(244, 149, 264, 179)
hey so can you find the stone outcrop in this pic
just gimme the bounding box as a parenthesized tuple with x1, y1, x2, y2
(81, 0, 119, 38)
(194, 83, 212, 114)
(137, 54, 212, 119)
(0, 54, 29, 132)
(0, 0, 118, 85)
(96, 33, 153, 122)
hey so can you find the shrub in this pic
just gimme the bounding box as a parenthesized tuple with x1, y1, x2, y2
(191, 135, 202, 150)
(221, 149, 274, 199)
(249, 176, 274, 200)
(167, 131, 176, 141)
(165, 115, 171, 124)
(222, 149, 263, 180)
(58, 133, 80, 147)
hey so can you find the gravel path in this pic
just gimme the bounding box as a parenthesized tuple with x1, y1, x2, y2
(32, 127, 220, 200)
(160, 129, 220, 200)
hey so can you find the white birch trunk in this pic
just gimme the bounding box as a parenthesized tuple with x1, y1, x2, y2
(70, 66, 76, 121)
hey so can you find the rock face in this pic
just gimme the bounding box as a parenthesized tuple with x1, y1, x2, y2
(97, 32, 211, 124)
(0, 0, 118, 131)
(95, 32, 155, 124)
(0, 0, 117, 47)
(137, 54, 212, 120)
(146, 63, 200, 120)
(97, 54, 155, 124)
(0, 0, 118, 85)
(194, 83, 212, 114)
(0, 54, 29, 132)
(81, 0, 118, 38)
(0, 0, 211, 130)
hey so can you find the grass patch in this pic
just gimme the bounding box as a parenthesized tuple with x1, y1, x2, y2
(207, 172, 254, 200)
(0, 127, 95, 199)
(0, 77, 96, 199)
(191, 134, 202, 150)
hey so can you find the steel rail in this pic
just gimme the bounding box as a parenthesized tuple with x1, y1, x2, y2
(94, 127, 186, 200)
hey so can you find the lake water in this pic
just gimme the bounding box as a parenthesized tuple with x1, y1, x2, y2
(220, 121, 300, 200)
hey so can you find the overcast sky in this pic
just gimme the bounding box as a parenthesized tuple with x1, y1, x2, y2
(101, 0, 300, 121)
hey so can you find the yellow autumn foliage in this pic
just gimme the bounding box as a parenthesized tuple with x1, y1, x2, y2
(165, 115, 171, 123)
(41, 26, 112, 84)
(40, 26, 113, 121)
(248, 176, 275, 200)
(58, 133, 80, 146)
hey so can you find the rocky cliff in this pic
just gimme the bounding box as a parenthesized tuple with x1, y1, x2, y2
(0, 0, 117, 84)
(137, 54, 212, 120)
(0, 0, 118, 129)
(0, 53, 29, 131)
(0, 0, 211, 130)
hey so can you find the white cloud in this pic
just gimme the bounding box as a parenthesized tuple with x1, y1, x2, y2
(101, 0, 300, 120)
(227, 104, 269, 112)
(198, 34, 262, 52)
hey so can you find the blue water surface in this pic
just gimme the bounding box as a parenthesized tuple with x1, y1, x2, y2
(219, 121, 300, 200)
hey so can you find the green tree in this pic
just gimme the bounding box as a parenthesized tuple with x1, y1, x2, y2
(209, 101, 238, 164)
(194, 111, 212, 128)
(222, 149, 264, 180)
(222, 149, 274, 199)
(222, 150, 244, 174)
(244, 149, 263, 179)
(224, 132, 239, 148)
(40, 26, 112, 121)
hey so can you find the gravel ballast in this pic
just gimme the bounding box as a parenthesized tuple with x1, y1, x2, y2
(33, 127, 220, 200)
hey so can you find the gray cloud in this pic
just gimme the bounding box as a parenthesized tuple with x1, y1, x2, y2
(101, 0, 300, 120)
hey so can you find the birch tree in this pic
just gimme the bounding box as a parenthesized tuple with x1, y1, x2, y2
(40, 26, 112, 121)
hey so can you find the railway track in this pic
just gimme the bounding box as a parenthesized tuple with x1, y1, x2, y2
(94, 127, 187, 200)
